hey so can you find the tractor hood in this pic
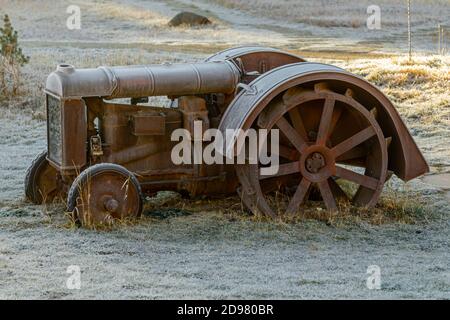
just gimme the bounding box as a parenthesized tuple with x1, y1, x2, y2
(45, 61, 241, 99)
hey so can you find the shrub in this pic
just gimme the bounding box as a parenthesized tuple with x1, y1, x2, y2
(0, 14, 29, 98)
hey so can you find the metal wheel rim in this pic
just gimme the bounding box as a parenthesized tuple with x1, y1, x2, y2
(74, 169, 141, 226)
(238, 84, 388, 216)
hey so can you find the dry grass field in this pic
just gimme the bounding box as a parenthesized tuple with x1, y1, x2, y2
(213, 0, 448, 28)
(0, 0, 449, 299)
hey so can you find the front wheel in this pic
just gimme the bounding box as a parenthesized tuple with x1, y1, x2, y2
(24, 151, 61, 204)
(67, 163, 144, 228)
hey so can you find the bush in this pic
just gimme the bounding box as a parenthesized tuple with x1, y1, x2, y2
(0, 14, 29, 98)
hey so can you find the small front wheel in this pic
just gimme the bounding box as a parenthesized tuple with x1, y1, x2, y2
(24, 151, 61, 204)
(67, 163, 144, 228)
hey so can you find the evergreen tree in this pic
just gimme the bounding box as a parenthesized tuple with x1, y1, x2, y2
(0, 14, 29, 96)
(0, 14, 29, 66)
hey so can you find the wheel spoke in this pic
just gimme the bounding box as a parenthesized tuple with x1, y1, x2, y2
(259, 161, 300, 179)
(336, 145, 367, 162)
(317, 180, 338, 211)
(331, 126, 376, 157)
(327, 106, 342, 140)
(277, 144, 299, 161)
(286, 178, 311, 215)
(245, 164, 278, 218)
(328, 178, 350, 202)
(316, 98, 335, 144)
(336, 158, 366, 168)
(276, 116, 308, 153)
(288, 108, 308, 142)
(335, 166, 379, 190)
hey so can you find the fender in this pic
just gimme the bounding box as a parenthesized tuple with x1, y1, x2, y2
(206, 45, 305, 62)
(205, 45, 305, 78)
(219, 62, 429, 181)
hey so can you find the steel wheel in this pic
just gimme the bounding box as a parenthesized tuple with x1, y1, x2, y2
(25, 150, 61, 204)
(238, 82, 389, 216)
(67, 163, 143, 228)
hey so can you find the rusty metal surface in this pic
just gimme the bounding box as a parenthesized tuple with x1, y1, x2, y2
(131, 113, 166, 136)
(25, 46, 429, 223)
(205, 45, 305, 63)
(45, 61, 240, 99)
(67, 163, 143, 227)
(218, 62, 429, 182)
(205, 45, 305, 84)
(24, 150, 61, 204)
(237, 86, 388, 214)
(46, 96, 87, 171)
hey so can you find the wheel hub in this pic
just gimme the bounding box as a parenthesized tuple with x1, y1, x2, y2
(104, 197, 119, 213)
(299, 145, 336, 183)
(305, 152, 326, 173)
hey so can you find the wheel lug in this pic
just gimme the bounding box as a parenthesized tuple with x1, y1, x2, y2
(305, 152, 326, 174)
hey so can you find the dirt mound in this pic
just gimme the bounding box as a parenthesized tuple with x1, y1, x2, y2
(168, 11, 211, 27)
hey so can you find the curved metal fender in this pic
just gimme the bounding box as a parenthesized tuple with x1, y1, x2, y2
(218, 62, 429, 181)
(205, 46, 305, 76)
(205, 45, 305, 62)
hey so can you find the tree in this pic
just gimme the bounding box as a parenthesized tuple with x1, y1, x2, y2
(0, 14, 29, 66)
(0, 14, 29, 96)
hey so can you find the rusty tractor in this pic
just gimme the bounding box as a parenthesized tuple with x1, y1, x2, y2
(24, 46, 429, 226)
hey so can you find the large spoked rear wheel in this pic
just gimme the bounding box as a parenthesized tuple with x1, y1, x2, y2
(238, 83, 389, 217)
(67, 163, 144, 228)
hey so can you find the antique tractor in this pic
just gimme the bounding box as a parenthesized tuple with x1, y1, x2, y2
(24, 46, 429, 226)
